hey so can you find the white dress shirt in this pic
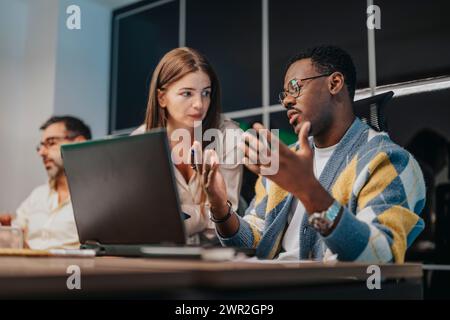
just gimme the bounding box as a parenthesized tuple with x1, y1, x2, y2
(12, 183, 80, 250)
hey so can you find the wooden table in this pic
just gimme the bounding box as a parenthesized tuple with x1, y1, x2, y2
(0, 257, 423, 299)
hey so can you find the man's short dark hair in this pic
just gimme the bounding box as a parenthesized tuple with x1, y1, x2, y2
(40, 116, 92, 140)
(286, 45, 357, 101)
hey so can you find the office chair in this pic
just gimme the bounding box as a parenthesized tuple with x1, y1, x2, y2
(353, 91, 394, 132)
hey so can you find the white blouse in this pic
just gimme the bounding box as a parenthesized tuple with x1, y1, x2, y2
(132, 116, 243, 238)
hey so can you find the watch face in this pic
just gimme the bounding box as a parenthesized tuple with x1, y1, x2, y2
(309, 213, 333, 235)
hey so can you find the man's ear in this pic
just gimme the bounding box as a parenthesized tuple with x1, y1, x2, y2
(328, 72, 345, 96)
(73, 136, 86, 142)
(157, 89, 167, 108)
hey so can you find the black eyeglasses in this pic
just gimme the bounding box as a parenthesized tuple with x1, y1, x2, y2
(278, 73, 332, 106)
(36, 135, 75, 152)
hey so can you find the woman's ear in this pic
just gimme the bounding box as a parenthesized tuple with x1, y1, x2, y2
(157, 89, 167, 108)
(328, 72, 345, 96)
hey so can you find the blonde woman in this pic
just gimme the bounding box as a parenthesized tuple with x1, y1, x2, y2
(133, 47, 242, 242)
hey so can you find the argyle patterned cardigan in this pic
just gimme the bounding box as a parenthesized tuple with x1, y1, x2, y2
(219, 118, 425, 263)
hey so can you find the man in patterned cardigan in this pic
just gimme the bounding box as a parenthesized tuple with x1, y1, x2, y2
(203, 45, 425, 263)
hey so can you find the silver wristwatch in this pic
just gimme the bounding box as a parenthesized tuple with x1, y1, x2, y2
(308, 201, 342, 235)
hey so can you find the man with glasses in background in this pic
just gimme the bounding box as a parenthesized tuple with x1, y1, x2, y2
(0, 116, 91, 249)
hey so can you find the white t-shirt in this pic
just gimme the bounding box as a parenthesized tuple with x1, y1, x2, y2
(277, 142, 338, 260)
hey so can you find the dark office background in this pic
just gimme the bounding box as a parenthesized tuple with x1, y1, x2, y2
(110, 0, 450, 139)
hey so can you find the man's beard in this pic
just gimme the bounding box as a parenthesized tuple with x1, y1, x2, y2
(45, 160, 64, 180)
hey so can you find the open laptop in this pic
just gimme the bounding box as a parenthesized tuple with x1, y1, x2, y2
(61, 129, 254, 259)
